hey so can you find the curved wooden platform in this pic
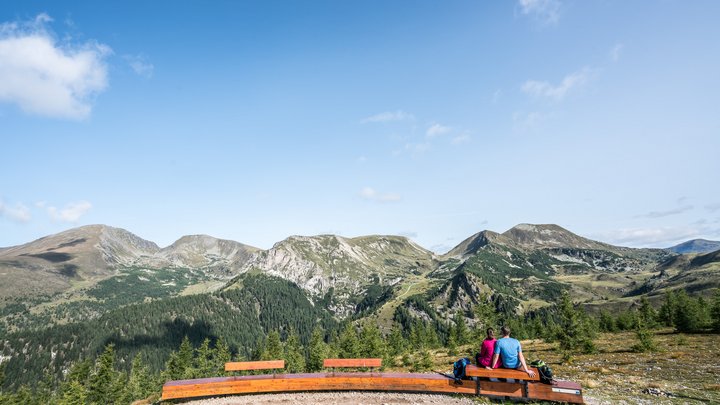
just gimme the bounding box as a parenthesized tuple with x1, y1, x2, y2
(161, 372, 477, 400)
(161, 358, 584, 403)
(161, 372, 584, 403)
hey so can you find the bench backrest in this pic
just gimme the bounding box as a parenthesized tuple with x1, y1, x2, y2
(323, 358, 382, 368)
(225, 360, 285, 372)
(464, 364, 540, 381)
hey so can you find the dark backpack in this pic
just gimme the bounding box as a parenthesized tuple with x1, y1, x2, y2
(530, 360, 554, 384)
(452, 357, 472, 382)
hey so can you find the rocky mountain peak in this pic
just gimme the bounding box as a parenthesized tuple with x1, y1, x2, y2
(444, 230, 513, 258)
(502, 223, 609, 250)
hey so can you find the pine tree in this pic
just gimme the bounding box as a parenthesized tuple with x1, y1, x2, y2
(555, 291, 596, 362)
(446, 324, 458, 356)
(162, 336, 195, 381)
(712, 289, 720, 332)
(58, 380, 87, 405)
(412, 349, 433, 372)
(194, 338, 215, 378)
(387, 324, 406, 357)
(674, 290, 705, 332)
(263, 330, 284, 360)
(338, 323, 361, 358)
(658, 290, 678, 328)
(214, 337, 232, 374)
(122, 353, 155, 404)
(360, 323, 386, 358)
(631, 316, 657, 353)
(474, 294, 499, 339)
(177, 335, 195, 378)
(454, 312, 470, 346)
(598, 310, 617, 332)
(284, 328, 306, 373)
(638, 297, 658, 328)
(87, 343, 119, 405)
(308, 326, 328, 372)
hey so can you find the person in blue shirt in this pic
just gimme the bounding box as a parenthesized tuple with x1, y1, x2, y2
(488, 325, 536, 378)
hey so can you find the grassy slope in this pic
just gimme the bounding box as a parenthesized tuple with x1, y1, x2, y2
(384, 330, 719, 404)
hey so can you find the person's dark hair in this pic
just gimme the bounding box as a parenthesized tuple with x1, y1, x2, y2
(486, 327, 495, 339)
(501, 325, 511, 336)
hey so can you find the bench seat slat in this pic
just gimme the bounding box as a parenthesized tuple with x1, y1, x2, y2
(323, 358, 382, 368)
(225, 360, 285, 371)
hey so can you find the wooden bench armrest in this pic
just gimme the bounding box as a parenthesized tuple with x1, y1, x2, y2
(225, 360, 285, 371)
(465, 365, 540, 381)
(323, 358, 382, 368)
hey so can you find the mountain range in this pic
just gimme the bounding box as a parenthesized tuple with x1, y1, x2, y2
(1, 223, 718, 389)
(1, 223, 718, 323)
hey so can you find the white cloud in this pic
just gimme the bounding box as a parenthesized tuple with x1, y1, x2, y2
(124, 54, 154, 78)
(636, 205, 694, 219)
(522, 68, 592, 101)
(610, 43, 624, 62)
(451, 134, 471, 145)
(361, 110, 414, 123)
(359, 187, 401, 203)
(0, 14, 111, 119)
(596, 226, 716, 248)
(426, 123, 451, 138)
(705, 202, 720, 213)
(518, 0, 561, 25)
(46, 201, 92, 222)
(512, 111, 544, 131)
(0, 200, 31, 222)
(404, 142, 431, 155)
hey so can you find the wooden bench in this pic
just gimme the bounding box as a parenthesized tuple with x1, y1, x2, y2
(225, 360, 285, 376)
(323, 358, 382, 372)
(464, 364, 583, 403)
(160, 359, 584, 404)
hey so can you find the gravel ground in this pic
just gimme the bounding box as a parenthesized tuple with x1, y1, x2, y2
(181, 392, 477, 404)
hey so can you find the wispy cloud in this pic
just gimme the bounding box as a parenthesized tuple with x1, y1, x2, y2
(595, 225, 718, 248)
(0, 14, 111, 119)
(398, 231, 418, 238)
(0, 200, 31, 223)
(636, 205, 694, 219)
(124, 54, 154, 78)
(361, 110, 414, 123)
(46, 201, 92, 222)
(518, 0, 561, 25)
(359, 187, 401, 203)
(451, 133, 471, 145)
(705, 202, 720, 213)
(512, 111, 544, 131)
(522, 67, 593, 101)
(610, 43, 624, 62)
(426, 123, 451, 138)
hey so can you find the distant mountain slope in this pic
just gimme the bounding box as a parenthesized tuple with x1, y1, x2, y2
(0, 225, 160, 300)
(666, 239, 720, 254)
(236, 234, 436, 317)
(501, 223, 612, 250)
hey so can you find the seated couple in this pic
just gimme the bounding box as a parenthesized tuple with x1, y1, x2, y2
(478, 326, 537, 378)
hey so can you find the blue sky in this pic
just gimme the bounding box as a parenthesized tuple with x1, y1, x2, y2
(1, 0, 719, 252)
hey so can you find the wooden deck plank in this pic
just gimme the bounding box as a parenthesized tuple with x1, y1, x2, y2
(323, 358, 382, 368)
(161, 373, 476, 400)
(465, 364, 540, 381)
(225, 360, 285, 371)
(161, 372, 584, 404)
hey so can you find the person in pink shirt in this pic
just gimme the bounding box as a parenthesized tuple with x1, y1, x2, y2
(477, 327, 500, 368)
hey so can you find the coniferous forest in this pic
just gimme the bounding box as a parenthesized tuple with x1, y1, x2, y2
(1, 271, 718, 404)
